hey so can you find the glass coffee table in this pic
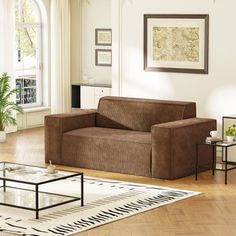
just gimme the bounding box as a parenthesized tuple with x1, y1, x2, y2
(0, 162, 84, 219)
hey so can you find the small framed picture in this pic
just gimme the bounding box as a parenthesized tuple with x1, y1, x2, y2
(95, 49, 112, 66)
(95, 28, 112, 46)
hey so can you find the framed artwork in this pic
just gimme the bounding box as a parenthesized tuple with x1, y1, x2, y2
(95, 49, 112, 66)
(144, 14, 209, 74)
(95, 28, 112, 46)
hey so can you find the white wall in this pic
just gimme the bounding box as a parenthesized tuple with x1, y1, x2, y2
(71, 0, 112, 85)
(112, 0, 236, 131)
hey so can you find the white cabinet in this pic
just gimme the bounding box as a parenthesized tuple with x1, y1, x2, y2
(94, 87, 110, 108)
(80, 86, 96, 109)
(80, 85, 111, 109)
(94, 87, 110, 97)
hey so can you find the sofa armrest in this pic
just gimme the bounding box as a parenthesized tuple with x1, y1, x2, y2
(151, 117, 216, 179)
(45, 110, 96, 164)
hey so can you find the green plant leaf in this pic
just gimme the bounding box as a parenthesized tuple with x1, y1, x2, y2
(0, 73, 23, 131)
(225, 126, 236, 136)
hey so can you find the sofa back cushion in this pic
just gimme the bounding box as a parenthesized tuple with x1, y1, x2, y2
(96, 96, 196, 132)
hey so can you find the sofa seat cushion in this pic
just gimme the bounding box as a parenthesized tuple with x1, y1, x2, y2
(62, 127, 152, 176)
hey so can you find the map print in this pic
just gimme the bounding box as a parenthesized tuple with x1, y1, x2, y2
(97, 31, 111, 44)
(153, 27, 199, 62)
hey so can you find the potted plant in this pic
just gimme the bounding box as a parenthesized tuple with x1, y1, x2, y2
(225, 125, 236, 142)
(0, 73, 23, 142)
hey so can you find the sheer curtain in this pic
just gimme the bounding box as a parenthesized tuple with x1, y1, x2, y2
(0, 0, 16, 133)
(51, 0, 71, 114)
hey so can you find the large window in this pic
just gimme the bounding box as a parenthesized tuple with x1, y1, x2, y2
(15, 0, 42, 107)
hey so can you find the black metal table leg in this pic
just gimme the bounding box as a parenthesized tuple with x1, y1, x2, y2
(3, 180, 6, 192)
(3, 166, 6, 192)
(195, 144, 198, 180)
(81, 173, 84, 206)
(225, 147, 228, 184)
(35, 185, 39, 219)
(212, 144, 215, 176)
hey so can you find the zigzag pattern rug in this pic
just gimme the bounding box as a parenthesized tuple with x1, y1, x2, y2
(0, 176, 200, 235)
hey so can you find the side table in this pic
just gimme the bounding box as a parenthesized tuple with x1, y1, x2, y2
(195, 141, 236, 184)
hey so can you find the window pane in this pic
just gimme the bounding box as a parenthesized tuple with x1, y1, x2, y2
(15, 0, 42, 107)
(15, 0, 20, 23)
(16, 27, 37, 62)
(16, 77, 37, 105)
(16, 79, 23, 104)
(24, 87, 37, 104)
(22, 0, 40, 23)
(15, 0, 41, 23)
(16, 0, 40, 23)
(16, 27, 37, 75)
(15, 26, 39, 105)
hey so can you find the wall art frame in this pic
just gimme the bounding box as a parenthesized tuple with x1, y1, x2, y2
(95, 28, 112, 46)
(95, 49, 112, 66)
(144, 14, 209, 74)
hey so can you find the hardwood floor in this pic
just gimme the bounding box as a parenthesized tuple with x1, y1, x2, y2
(1, 127, 236, 236)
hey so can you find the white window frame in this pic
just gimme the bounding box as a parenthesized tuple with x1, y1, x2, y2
(15, 0, 43, 108)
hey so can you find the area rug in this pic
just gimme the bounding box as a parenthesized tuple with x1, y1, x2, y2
(0, 176, 200, 235)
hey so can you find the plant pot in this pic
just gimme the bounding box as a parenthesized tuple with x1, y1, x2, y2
(0, 130, 6, 142)
(226, 136, 234, 142)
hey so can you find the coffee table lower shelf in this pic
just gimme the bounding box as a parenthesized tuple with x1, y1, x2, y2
(0, 181, 84, 219)
(0, 186, 82, 219)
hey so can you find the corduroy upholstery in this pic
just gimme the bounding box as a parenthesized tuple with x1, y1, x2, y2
(152, 118, 215, 179)
(45, 110, 96, 164)
(96, 96, 196, 132)
(45, 96, 216, 179)
(62, 127, 151, 177)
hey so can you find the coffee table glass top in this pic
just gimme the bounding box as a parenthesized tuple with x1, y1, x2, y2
(0, 162, 81, 184)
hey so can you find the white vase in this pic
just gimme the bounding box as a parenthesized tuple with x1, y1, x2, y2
(0, 131, 6, 142)
(226, 136, 234, 142)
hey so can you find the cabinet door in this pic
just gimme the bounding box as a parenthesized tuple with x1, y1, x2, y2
(94, 87, 111, 108)
(80, 86, 95, 109)
(94, 87, 111, 97)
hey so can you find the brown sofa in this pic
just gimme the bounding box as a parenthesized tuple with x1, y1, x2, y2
(45, 96, 216, 179)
